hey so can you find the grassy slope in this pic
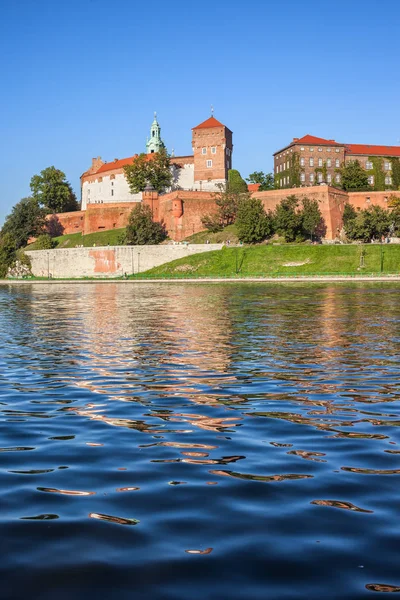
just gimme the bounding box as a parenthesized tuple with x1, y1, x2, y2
(28, 228, 126, 250)
(184, 224, 239, 244)
(133, 244, 400, 278)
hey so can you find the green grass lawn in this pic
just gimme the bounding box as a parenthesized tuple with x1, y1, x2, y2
(131, 243, 400, 278)
(27, 228, 126, 250)
(184, 224, 239, 244)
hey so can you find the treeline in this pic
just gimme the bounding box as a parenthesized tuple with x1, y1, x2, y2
(0, 167, 78, 277)
(343, 197, 400, 242)
(202, 170, 325, 244)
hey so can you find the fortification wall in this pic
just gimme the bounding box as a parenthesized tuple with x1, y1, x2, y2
(157, 191, 217, 241)
(26, 244, 223, 279)
(347, 191, 394, 210)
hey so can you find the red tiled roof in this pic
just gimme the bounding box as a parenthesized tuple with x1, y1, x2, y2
(295, 134, 342, 146)
(96, 153, 156, 174)
(247, 183, 260, 192)
(193, 116, 225, 130)
(345, 143, 400, 157)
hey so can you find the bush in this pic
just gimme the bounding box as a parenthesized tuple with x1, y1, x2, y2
(125, 203, 167, 245)
(35, 234, 56, 250)
(236, 197, 273, 243)
(0, 233, 17, 278)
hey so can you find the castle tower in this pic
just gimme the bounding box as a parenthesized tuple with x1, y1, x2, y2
(192, 115, 233, 190)
(146, 112, 165, 154)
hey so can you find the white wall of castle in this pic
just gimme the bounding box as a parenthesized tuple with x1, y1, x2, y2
(82, 173, 141, 210)
(81, 163, 225, 209)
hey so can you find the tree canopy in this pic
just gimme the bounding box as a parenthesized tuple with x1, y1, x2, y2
(339, 160, 369, 191)
(246, 171, 274, 191)
(124, 149, 173, 194)
(228, 169, 248, 194)
(1, 197, 47, 249)
(343, 204, 393, 242)
(201, 183, 250, 232)
(236, 196, 273, 243)
(30, 166, 79, 213)
(125, 203, 166, 245)
(0, 233, 17, 278)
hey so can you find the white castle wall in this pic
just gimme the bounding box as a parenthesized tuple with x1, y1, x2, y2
(82, 174, 141, 210)
(26, 244, 223, 279)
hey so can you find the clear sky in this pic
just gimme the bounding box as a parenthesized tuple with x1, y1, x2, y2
(0, 0, 399, 224)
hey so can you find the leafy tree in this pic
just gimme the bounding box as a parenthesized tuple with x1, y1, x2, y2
(124, 148, 173, 194)
(125, 203, 166, 245)
(246, 171, 274, 191)
(364, 206, 392, 240)
(343, 204, 391, 242)
(0, 233, 17, 278)
(35, 234, 56, 250)
(1, 197, 47, 248)
(30, 166, 79, 213)
(300, 197, 324, 240)
(236, 196, 273, 243)
(339, 160, 369, 191)
(228, 169, 248, 194)
(273, 195, 302, 242)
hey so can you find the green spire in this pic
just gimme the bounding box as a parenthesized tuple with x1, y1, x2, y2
(146, 112, 165, 154)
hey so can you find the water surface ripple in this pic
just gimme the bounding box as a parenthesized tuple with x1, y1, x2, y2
(1, 282, 400, 599)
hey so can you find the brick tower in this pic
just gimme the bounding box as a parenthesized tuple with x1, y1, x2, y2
(192, 115, 233, 190)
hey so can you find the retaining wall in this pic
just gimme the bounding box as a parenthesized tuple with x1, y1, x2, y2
(26, 244, 223, 279)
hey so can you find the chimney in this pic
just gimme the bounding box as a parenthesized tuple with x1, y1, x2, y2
(90, 156, 104, 173)
(293, 137, 299, 142)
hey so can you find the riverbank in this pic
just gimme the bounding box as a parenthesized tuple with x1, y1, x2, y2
(2, 275, 400, 284)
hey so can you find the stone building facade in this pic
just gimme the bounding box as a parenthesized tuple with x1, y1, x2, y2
(274, 135, 400, 190)
(80, 115, 233, 209)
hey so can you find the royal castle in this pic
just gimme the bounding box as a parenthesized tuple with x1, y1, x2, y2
(81, 114, 233, 210)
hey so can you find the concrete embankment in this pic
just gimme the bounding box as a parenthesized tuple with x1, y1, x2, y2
(25, 244, 223, 279)
(2, 276, 400, 284)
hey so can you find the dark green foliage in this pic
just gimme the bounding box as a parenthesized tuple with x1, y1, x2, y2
(246, 171, 274, 191)
(228, 169, 248, 194)
(0, 233, 17, 278)
(124, 148, 172, 194)
(1, 197, 47, 248)
(236, 197, 273, 243)
(30, 166, 79, 213)
(34, 234, 56, 250)
(273, 195, 302, 242)
(202, 184, 250, 232)
(125, 204, 166, 245)
(343, 204, 392, 242)
(301, 197, 325, 239)
(339, 160, 369, 191)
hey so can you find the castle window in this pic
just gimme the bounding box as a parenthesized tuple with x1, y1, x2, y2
(309, 173, 315, 182)
(300, 172, 305, 182)
(317, 172, 323, 183)
(335, 148, 340, 152)
(327, 148, 331, 152)
(287, 161, 290, 169)
(276, 166, 279, 174)
(211, 147, 216, 154)
(111, 189, 114, 196)
(202, 147, 207, 155)
(366, 161, 373, 170)
(280, 179, 283, 187)
(368, 175, 374, 185)
(300, 147, 305, 151)
(310, 147, 314, 152)
(385, 176, 392, 185)
(318, 158, 323, 167)
(327, 173, 332, 183)
(335, 174, 341, 183)
(309, 157, 314, 166)
(327, 159, 331, 167)
(207, 160, 212, 168)
(300, 157, 305, 166)
(318, 148, 323, 152)
(384, 161, 392, 171)
(335, 159, 340, 168)
(280, 164, 283, 172)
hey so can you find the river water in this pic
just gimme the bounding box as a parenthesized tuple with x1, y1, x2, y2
(1, 282, 400, 599)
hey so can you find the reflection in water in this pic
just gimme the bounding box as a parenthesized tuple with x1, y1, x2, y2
(1, 282, 400, 599)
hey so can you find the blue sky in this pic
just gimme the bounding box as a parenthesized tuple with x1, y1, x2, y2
(0, 0, 399, 224)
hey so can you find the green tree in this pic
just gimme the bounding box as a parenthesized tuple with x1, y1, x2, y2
(35, 234, 56, 250)
(273, 195, 302, 242)
(1, 197, 47, 248)
(246, 171, 274, 191)
(124, 148, 173, 194)
(364, 206, 391, 240)
(300, 197, 324, 240)
(125, 203, 166, 245)
(236, 196, 273, 243)
(228, 169, 248, 194)
(0, 233, 17, 278)
(339, 160, 369, 191)
(30, 166, 79, 213)
(343, 204, 391, 242)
